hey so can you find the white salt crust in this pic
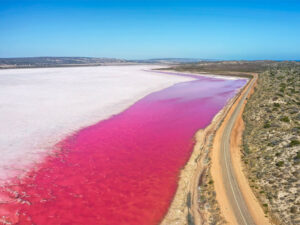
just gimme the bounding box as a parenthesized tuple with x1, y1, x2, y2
(0, 65, 193, 183)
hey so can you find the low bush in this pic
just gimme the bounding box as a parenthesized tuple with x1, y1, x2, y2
(280, 116, 290, 123)
(264, 121, 271, 128)
(276, 161, 284, 167)
(290, 140, 300, 147)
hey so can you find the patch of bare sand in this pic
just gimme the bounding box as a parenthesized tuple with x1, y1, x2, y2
(211, 74, 271, 225)
(160, 122, 216, 225)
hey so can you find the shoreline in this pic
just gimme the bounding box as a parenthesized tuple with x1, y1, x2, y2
(160, 72, 249, 225)
(151, 69, 249, 80)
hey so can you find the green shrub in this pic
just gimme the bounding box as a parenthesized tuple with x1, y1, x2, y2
(276, 161, 284, 167)
(276, 93, 284, 97)
(264, 121, 271, 128)
(277, 76, 284, 80)
(294, 151, 300, 160)
(280, 116, 290, 123)
(290, 206, 297, 214)
(290, 140, 300, 147)
(243, 143, 250, 154)
(280, 83, 286, 88)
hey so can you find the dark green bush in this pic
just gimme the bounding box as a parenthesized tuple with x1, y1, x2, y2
(276, 93, 284, 97)
(275, 152, 281, 157)
(276, 161, 284, 167)
(280, 116, 290, 123)
(294, 151, 300, 160)
(264, 121, 271, 128)
(280, 83, 286, 88)
(290, 206, 297, 214)
(290, 140, 300, 147)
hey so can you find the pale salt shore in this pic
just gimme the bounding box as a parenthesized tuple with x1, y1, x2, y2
(156, 70, 248, 80)
(0, 65, 193, 183)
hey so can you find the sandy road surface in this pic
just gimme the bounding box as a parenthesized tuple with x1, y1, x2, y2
(220, 77, 256, 225)
(212, 74, 271, 225)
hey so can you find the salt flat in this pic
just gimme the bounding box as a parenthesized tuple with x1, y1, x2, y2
(0, 65, 192, 183)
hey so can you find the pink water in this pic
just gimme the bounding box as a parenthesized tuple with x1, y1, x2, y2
(1, 73, 246, 225)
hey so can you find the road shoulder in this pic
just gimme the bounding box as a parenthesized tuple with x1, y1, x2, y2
(211, 74, 271, 225)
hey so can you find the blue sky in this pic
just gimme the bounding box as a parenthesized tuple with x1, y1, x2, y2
(0, 0, 300, 60)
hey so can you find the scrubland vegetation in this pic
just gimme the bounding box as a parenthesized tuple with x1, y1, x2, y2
(242, 64, 300, 225)
(167, 60, 282, 77)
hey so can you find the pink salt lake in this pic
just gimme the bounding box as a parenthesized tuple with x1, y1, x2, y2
(0, 72, 247, 225)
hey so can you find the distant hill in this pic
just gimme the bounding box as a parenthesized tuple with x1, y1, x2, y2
(3, 57, 296, 69)
(0, 57, 128, 69)
(167, 60, 300, 74)
(129, 58, 211, 64)
(0, 57, 214, 69)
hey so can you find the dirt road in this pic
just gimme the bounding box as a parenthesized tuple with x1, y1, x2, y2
(212, 74, 271, 225)
(220, 77, 256, 225)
